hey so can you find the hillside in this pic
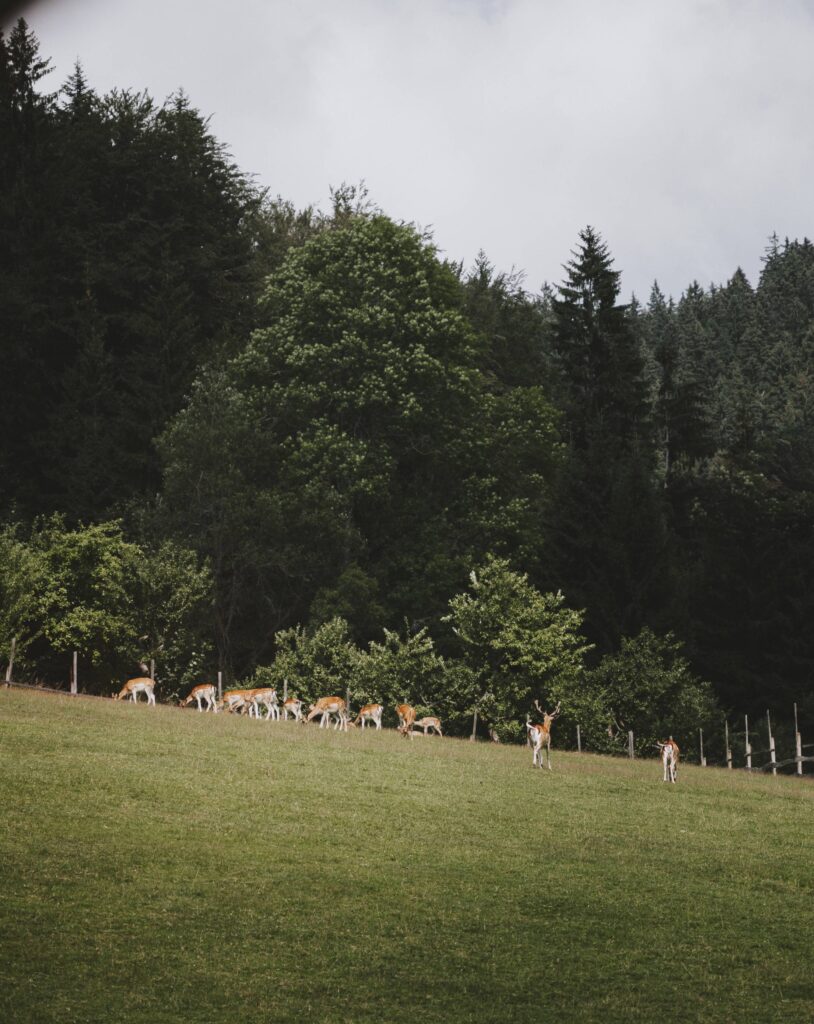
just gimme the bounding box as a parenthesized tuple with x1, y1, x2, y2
(1, 688, 812, 1024)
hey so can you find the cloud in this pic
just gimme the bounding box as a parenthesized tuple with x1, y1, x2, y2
(14, 0, 814, 298)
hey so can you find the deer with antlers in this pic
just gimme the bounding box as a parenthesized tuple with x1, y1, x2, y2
(114, 677, 156, 705)
(305, 696, 349, 731)
(179, 683, 217, 712)
(352, 703, 383, 730)
(657, 737, 680, 783)
(525, 700, 561, 769)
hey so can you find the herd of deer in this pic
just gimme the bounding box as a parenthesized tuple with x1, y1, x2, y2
(113, 679, 443, 738)
(113, 677, 681, 780)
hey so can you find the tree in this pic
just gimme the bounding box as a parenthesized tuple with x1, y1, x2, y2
(545, 229, 667, 653)
(160, 214, 562, 673)
(0, 518, 212, 693)
(443, 555, 592, 739)
(585, 629, 719, 757)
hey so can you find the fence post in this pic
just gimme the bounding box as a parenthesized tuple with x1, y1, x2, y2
(283, 677, 288, 703)
(4, 636, 16, 684)
(470, 707, 478, 742)
(794, 703, 803, 777)
(725, 720, 733, 770)
(217, 670, 223, 702)
(149, 659, 155, 682)
(745, 715, 752, 770)
(628, 730, 635, 759)
(699, 728, 706, 766)
(71, 651, 78, 695)
(767, 709, 776, 776)
(576, 724, 582, 753)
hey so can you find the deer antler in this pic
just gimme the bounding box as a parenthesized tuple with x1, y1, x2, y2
(533, 699, 544, 717)
(550, 701, 562, 719)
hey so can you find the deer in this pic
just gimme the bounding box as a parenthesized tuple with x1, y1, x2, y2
(247, 688, 279, 720)
(657, 737, 680, 783)
(283, 697, 303, 721)
(396, 703, 416, 738)
(352, 703, 383, 730)
(413, 716, 442, 737)
(306, 696, 348, 731)
(525, 700, 561, 769)
(114, 677, 156, 705)
(218, 689, 255, 714)
(179, 683, 217, 712)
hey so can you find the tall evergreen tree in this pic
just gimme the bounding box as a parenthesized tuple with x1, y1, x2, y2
(545, 229, 667, 653)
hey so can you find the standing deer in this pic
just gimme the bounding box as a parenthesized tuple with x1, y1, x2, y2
(657, 738, 680, 783)
(179, 683, 217, 712)
(395, 703, 416, 738)
(352, 703, 383, 729)
(525, 701, 561, 769)
(306, 696, 348, 731)
(412, 716, 442, 737)
(114, 677, 156, 705)
(247, 688, 279, 720)
(283, 697, 303, 721)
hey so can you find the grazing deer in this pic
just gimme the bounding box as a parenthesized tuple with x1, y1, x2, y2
(396, 703, 416, 738)
(247, 688, 279, 720)
(306, 696, 348, 731)
(114, 677, 156, 705)
(657, 737, 680, 783)
(413, 716, 442, 737)
(218, 689, 255, 714)
(525, 701, 561, 769)
(353, 703, 383, 730)
(180, 683, 217, 712)
(283, 697, 303, 721)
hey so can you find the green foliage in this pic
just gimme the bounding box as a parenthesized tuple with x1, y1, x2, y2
(0, 519, 212, 693)
(583, 628, 719, 756)
(161, 213, 561, 675)
(262, 618, 362, 708)
(444, 555, 592, 739)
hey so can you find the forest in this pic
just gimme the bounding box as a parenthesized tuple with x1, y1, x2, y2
(2, 20, 813, 751)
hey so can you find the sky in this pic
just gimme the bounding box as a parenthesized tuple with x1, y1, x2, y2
(4, 0, 814, 300)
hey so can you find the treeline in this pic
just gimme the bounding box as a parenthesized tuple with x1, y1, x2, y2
(2, 21, 813, 737)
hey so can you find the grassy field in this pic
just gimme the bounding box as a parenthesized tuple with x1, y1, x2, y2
(1, 688, 812, 1024)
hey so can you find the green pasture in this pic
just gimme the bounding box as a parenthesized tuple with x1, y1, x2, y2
(1, 688, 812, 1024)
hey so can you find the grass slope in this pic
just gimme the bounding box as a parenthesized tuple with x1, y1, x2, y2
(1, 688, 812, 1024)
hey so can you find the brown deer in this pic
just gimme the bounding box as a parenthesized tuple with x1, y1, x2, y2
(306, 696, 348, 731)
(396, 703, 416, 738)
(114, 677, 156, 705)
(179, 683, 217, 712)
(352, 703, 383, 730)
(525, 700, 561, 769)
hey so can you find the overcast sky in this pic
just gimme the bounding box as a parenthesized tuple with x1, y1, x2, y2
(6, 0, 814, 299)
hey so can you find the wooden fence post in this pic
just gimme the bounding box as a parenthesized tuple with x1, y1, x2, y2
(745, 715, 752, 770)
(217, 670, 223, 702)
(628, 730, 635, 759)
(767, 709, 777, 776)
(470, 707, 478, 742)
(725, 720, 733, 770)
(283, 677, 288, 703)
(794, 703, 803, 777)
(699, 728, 706, 766)
(576, 724, 582, 753)
(71, 650, 78, 695)
(5, 636, 16, 684)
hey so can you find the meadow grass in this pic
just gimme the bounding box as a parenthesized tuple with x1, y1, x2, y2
(1, 687, 812, 1024)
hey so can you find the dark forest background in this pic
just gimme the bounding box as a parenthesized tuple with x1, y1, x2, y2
(3, 21, 813, 743)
